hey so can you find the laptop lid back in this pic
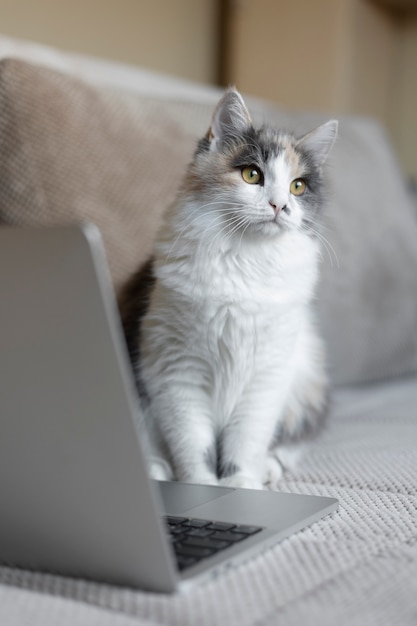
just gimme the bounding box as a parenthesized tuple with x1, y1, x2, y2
(0, 224, 177, 591)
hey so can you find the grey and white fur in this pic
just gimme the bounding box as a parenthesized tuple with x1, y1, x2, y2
(120, 88, 337, 490)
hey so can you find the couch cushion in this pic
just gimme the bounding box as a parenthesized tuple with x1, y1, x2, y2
(0, 58, 195, 293)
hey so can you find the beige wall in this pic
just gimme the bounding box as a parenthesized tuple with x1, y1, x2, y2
(349, 1, 399, 123)
(227, 0, 401, 119)
(396, 14, 417, 178)
(226, 0, 417, 180)
(0, 0, 218, 84)
(228, 0, 343, 111)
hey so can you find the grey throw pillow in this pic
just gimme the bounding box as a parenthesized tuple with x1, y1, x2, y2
(317, 117, 417, 385)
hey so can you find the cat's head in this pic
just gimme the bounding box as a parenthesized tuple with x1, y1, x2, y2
(184, 88, 337, 241)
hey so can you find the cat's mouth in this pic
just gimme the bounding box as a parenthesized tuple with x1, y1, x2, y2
(250, 215, 292, 235)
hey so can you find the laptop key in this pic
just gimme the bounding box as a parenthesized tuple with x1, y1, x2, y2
(176, 556, 197, 571)
(212, 531, 247, 542)
(165, 516, 187, 525)
(169, 526, 188, 535)
(182, 518, 211, 528)
(232, 524, 262, 535)
(182, 537, 231, 550)
(206, 521, 236, 532)
(175, 545, 214, 559)
(186, 528, 215, 538)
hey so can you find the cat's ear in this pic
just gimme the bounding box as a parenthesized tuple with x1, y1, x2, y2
(208, 88, 252, 151)
(296, 120, 338, 165)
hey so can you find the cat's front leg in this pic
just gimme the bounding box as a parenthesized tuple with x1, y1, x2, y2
(218, 387, 284, 490)
(150, 386, 219, 486)
(265, 324, 330, 488)
(218, 428, 270, 490)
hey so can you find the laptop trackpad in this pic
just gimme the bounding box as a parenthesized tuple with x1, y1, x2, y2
(154, 480, 233, 515)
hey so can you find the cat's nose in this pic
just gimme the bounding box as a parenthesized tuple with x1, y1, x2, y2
(269, 201, 287, 216)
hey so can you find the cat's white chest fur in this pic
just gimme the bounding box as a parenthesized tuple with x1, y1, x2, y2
(203, 298, 296, 427)
(140, 227, 322, 488)
(144, 226, 320, 431)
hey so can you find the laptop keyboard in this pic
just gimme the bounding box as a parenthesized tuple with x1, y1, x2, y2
(164, 515, 263, 571)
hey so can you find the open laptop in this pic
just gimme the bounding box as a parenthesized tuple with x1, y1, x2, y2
(0, 223, 338, 592)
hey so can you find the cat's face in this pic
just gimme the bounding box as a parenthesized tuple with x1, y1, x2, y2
(202, 128, 320, 237)
(184, 89, 337, 242)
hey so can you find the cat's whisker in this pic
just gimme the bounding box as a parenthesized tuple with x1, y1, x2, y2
(205, 215, 240, 243)
(206, 212, 250, 253)
(229, 217, 248, 240)
(303, 224, 339, 268)
(194, 200, 242, 211)
(314, 232, 339, 269)
(164, 204, 241, 260)
(303, 224, 327, 258)
(186, 211, 242, 254)
(206, 216, 247, 255)
(166, 210, 246, 261)
(237, 225, 251, 252)
(231, 215, 253, 239)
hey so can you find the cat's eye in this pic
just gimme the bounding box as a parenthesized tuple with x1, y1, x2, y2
(241, 166, 262, 185)
(290, 178, 306, 196)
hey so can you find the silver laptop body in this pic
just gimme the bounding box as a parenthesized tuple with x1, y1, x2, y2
(0, 224, 338, 592)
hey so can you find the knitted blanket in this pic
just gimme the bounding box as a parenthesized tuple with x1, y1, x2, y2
(1, 375, 416, 626)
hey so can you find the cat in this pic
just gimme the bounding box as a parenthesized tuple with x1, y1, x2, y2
(120, 88, 337, 490)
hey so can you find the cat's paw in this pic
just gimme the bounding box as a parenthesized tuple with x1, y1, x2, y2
(263, 447, 304, 489)
(275, 445, 304, 471)
(176, 468, 219, 486)
(149, 457, 174, 481)
(219, 473, 263, 490)
(188, 476, 219, 487)
(263, 455, 284, 490)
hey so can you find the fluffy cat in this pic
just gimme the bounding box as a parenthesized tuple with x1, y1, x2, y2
(120, 88, 337, 490)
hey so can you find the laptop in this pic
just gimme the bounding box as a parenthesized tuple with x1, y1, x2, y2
(0, 223, 338, 592)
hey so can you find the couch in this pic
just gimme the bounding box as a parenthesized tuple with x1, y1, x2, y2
(0, 34, 416, 626)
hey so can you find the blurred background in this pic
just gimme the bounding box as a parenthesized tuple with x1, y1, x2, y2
(0, 0, 416, 183)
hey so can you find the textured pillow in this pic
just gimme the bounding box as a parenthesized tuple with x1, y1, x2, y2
(0, 58, 195, 293)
